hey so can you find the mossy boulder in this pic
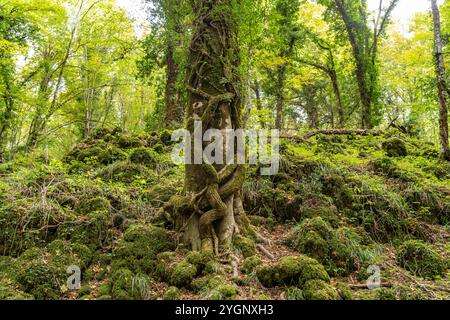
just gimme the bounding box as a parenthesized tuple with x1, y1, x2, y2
(129, 147, 155, 166)
(288, 217, 356, 276)
(111, 224, 175, 275)
(241, 256, 262, 274)
(76, 197, 112, 214)
(256, 255, 339, 300)
(57, 210, 113, 250)
(302, 279, 340, 300)
(397, 240, 447, 279)
(171, 261, 197, 288)
(98, 146, 127, 165)
(6, 241, 92, 300)
(163, 286, 180, 300)
(110, 268, 134, 300)
(191, 275, 238, 300)
(116, 135, 144, 149)
(256, 255, 330, 287)
(234, 236, 256, 258)
(382, 138, 407, 157)
(156, 252, 198, 289)
(96, 162, 150, 183)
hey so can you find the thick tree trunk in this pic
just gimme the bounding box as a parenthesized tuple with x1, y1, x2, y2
(182, 0, 246, 254)
(432, 0, 450, 160)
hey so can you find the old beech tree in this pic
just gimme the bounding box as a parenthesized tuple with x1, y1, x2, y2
(155, 0, 266, 258)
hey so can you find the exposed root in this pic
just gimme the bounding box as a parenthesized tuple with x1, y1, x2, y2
(257, 244, 275, 260)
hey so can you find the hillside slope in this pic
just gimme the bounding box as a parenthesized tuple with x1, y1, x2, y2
(0, 129, 448, 300)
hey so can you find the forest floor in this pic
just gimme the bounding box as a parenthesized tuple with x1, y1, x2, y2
(0, 128, 449, 300)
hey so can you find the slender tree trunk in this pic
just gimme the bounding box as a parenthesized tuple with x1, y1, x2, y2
(181, 0, 248, 254)
(253, 79, 266, 128)
(0, 84, 14, 162)
(329, 69, 345, 128)
(275, 65, 286, 130)
(335, 0, 372, 129)
(432, 0, 450, 160)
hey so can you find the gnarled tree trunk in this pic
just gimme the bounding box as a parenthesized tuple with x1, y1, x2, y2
(180, 0, 248, 254)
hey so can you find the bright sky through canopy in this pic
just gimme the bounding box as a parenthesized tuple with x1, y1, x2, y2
(116, 0, 444, 37)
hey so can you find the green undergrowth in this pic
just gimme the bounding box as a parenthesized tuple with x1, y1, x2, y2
(0, 128, 448, 300)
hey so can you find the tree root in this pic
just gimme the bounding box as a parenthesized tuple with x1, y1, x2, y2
(257, 244, 275, 260)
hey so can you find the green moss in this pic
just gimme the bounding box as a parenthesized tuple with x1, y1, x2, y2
(98, 146, 127, 165)
(256, 255, 330, 288)
(112, 224, 175, 275)
(191, 275, 238, 300)
(156, 251, 177, 280)
(335, 283, 353, 300)
(76, 197, 112, 214)
(129, 147, 154, 166)
(170, 262, 197, 288)
(397, 240, 446, 279)
(207, 284, 238, 300)
(110, 268, 134, 300)
(374, 288, 397, 300)
(78, 285, 91, 296)
(96, 161, 150, 183)
(0, 277, 34, 300)
(116, 135, 144, 149)
(6, 241, 90, 300)
(57, 210, 113, 250)
(288, 217, 356, 277)
(286, 287, 305, 300)
(163, 286, 180, 300)
(185, 251, 209, 272)
(98, 283, 111, 297)
(241, 256, 262, 274)
(302, 280, 340, 300)
(382, 137, 407, 157)
(234, 236, 256, 258)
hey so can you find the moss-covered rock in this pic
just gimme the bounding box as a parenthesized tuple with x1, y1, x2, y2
(191, 275, 238, 300)
(302, 279, 340, 300)
(57, 210, 113, 250)
(163, 286, 180, 300)
(234, 236, 256, 258)
(382, 137, 407, 157)
(288, 217, 357, 276)
(170, 261, 197, 288)
(98, 146, 127, 165)
(256, 255, 330, 288)
(96, 161, 150, 183)
(129, 147, 155, 166)
(110, 268, 134, 300)
(111, 224, 175, 275)
(6, 241, 92, 300)
(335, 282, 353, 300)
(241, 256, 262, 274)
(76, 197, 112, 214)
(397, 240, 446, 279)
